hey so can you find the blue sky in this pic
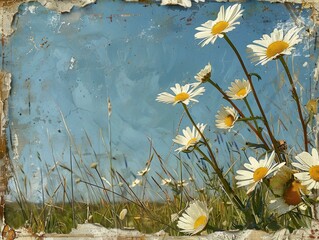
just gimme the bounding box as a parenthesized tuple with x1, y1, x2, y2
(3, 1, 317, 201)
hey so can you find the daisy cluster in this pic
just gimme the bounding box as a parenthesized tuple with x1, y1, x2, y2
(161, 0, 205, 8)
(154, 2, 316, 235)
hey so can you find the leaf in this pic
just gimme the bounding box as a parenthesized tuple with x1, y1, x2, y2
(237, 116, 263, 122)
(246, 142, 267, 150)
(249, 73, 262, 80)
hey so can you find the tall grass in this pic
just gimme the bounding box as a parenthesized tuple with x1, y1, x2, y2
(3, 2, 318, 236)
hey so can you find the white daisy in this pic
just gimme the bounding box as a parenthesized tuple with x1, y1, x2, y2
(171, 213, 179, 222)
(235, 151, 285, 194)
(177, 180, 188, 187)
(292, 148, 319, 190)
(215, 106, 238, 130)
(130, 178, 142, 188)
(247, 27, 303, 65)
(269, 166, 308, 215)
(225, 79, 251, 100)
(161, 0, 191, 8)
(173, 123, 206, 152)
(194, 63, 212, 85)
(177, 200, 210, 235)
(156, 83, 205, 106)
(137, 166, 150, 176)
(195, 4, 244, 47)
(161, 178, 172, 185)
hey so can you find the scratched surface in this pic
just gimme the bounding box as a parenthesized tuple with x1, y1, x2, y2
(1, 1, 317, 201)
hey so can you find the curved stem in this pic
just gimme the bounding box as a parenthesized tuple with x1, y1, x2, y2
(244, 97, 259, 130)
(223, 34, 282, 160)
(279, 56, 308, 152)
(181, 103, 256, 225)
(207, 79, 270, 150)
(195, 146, 256, 226)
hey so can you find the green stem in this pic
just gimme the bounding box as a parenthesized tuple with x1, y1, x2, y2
(223, 34, 282, 160)
(195, 146, 256, 226)
(279, 56, 308, 152)
(107, 98, 117, 228)
(181, 103, 256, 225)
(207, 79, 269, 150)
(244, 97, 259, 130)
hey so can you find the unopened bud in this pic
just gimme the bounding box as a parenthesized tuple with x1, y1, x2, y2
(306, 99, 318, 114)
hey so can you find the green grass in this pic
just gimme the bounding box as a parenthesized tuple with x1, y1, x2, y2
(5, 201, 177, 234)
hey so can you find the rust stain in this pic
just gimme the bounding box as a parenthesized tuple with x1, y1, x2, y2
(0, 71, 11, 226)
(0, 0, 23, 8)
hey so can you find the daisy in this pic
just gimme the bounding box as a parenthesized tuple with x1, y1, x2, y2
(215, 106, 238, 130)
(247, 27, 303, 65)
(161, 0, 191, 8)
(156, 83, 205, 106)
(173, 123, 206, 152)
(225, 79, 251, 100)
(269, 166, 308, 215)
(161, 178, 172, 185)
(235, 151, 285, 194)
(171, 213, 179, 222)
(193, 63, 212, 85)
(177, 200, 210, 235)
(292, 148, 319, 190)
(195, 4, 244, 47)
(137, 166, 150, 176)
(177, 180, 188, 187)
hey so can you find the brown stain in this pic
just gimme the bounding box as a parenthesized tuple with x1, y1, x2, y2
(0, 0, 24, 8)
(0, 136, 7, 159)
(0, 196, 4, 224)
(1, 7, 4, 70)
(0, 72, 11, 225)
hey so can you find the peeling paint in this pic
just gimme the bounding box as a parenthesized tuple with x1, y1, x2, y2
(0, 71, 11, 225)
(265, 1, 319, 24)
(0, 0, 318, 37)
(0, 0, 317, 231)
(0, 71, 11, 192)
(0, 0, 96, 38)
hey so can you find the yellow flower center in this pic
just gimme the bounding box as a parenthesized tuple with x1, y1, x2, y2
(253, 167, 268, 182)
(187, 138, 198, 146)
(236, 88, 247, 97)
(266, 41, 289, 58)
(309, 165, 319, 181)
(212, 21, 229, 35)
(283, 181, 302, 206)
(194, 215, 207, 229)
(224, 115, 235, 127)
(175, 92, 190, 102)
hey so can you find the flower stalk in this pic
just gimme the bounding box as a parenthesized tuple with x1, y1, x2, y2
(279, 56, 308, 152)
(223, 34, 282, 161)
(182, 103, 257, 226)
(207, 79, 270, 150)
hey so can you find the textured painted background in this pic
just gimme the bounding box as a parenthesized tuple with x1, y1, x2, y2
(1, 1, 318, 201)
